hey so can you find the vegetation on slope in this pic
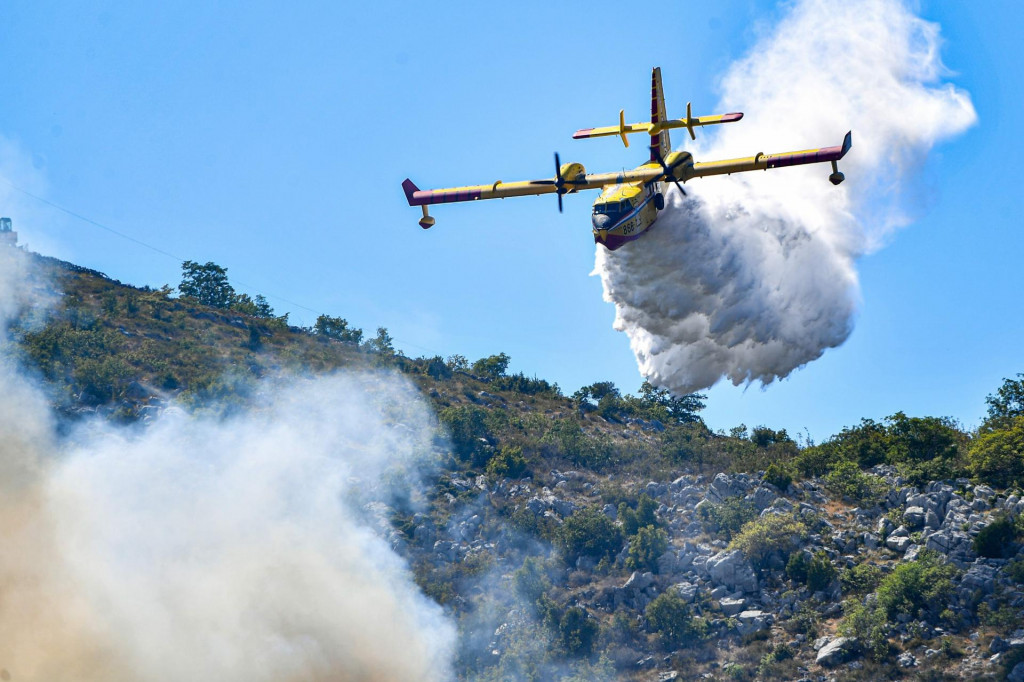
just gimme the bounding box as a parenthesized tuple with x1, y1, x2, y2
(9, 251, 1024, 680)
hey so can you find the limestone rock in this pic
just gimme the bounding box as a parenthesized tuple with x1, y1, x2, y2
(706, 549, 758, 594)
(815, 637, 859, 667)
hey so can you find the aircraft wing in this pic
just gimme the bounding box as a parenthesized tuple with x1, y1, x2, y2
(684, 131, 852, 181)
(402, 168, 662, 207)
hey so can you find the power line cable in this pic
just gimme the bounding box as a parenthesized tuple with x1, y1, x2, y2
(0, 175, 443, 357)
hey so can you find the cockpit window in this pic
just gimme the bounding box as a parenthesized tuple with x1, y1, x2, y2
(593, 200, 633, 216)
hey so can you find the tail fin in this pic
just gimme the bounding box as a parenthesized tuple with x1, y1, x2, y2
(649, 67, 671, 162)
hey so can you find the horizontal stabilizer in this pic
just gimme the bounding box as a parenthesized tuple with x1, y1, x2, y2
(574, 109, 744, 146)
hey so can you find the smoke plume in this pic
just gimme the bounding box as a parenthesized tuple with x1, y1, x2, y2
(595, 0, 976, 394)
(0, 248, 455, 681)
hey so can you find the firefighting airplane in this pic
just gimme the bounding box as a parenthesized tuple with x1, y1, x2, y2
(402, 67, 851, 251)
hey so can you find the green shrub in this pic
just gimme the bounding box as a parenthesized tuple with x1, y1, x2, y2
(792, 445, 846, 478)
(645, 590, 706, 648)
(786, 550, 835, 591)
(885, 412, 968, 484)
(618, 493, 659, 535)
(840, 563, 882, 594)
(486, 445, 528, 479)
(697, 497, 758, 541)
(1007, 558, 1024, 584)
(984, 373, 1024, 430)
(555, 606, 599, 657)
(763, 462, 792, 491)
(806, 551, 836, 592)
(757, 643, 795, 678)
(823, 460, 887, 505)
(542, 418, 615, 469)
(625, 525, 669, 572)
(490, 372, 561, 397)
(969, 417, 1024, 489)
(839, 601, 889, 661)
(471, 352, 510, 381)
(512, 557, 551, 608)
(439, 405, 493, 466)
(729, 514, 807, 570)
(556, 507, 623, 564)
(785, 552, 808, 584)
(876, 551, 956, 620)
(973, 515, 1020, 558)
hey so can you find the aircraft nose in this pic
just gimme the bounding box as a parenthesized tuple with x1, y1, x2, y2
(592, 213, 614, 230)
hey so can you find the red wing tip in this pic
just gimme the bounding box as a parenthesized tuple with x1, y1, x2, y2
(572, 129, 594, 139)
(723, 112, 744, 122)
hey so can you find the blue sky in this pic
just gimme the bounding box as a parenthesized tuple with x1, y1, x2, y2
(0, 1, 1020, 441)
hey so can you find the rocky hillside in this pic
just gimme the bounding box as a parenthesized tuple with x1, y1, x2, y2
(9, 251, 1024, 681)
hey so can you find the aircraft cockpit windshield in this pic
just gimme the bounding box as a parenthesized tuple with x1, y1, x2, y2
(592, 200, 632, 229)
(592, 200, 631, 217)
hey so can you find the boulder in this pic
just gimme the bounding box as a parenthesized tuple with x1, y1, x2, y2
(623, 571, 655, 592)
(897, 652, 918, 668)
(926, 528, 973, 561)
(706, 550, 759, 594)
(959, 564, 998, 596)
(903, 506, 926, 528)
(746, 486, 777, 511)
(815, 637, 859, 667)
(886, 535, 913, 553)
(736, 610, 772, 636)
(707, 473, 750, 503)
(720, 597, 747, 616)
(672, 582, 698, 604)
(645, 481, 668, 499)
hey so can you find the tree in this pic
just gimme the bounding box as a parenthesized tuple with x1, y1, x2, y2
(884, 412, 967, 483)
(969, 416, 1024, 488)
(827, 419, 890, 468)
(439, 405, 492, 465)
(486, 445, 528, 479)
(232, 293, 275, 318)
(638, 381, 705, 424)
(512, 557, 551, 607)
(313, 314, 363, 345)
(824, 460, 887, 505)
(179, 260, 236, 308)
(972, 515, 1020, 558)
(626, 525, 669, 572)
(573, 381, 624, 420)
(555, 607, 599, 657)
(618, 493, 659, 536)
(750, 426, 792, 448)
(365, 327, 397, 356)
(445, 354, 469, 372)
(645, 591, 705, 648)
(985, 374, 1024, 429)
(875, 551, 956, 620)
(557, 507, 623, 564)
(471, 352, 510, 381)
(729, 514, 808, 570)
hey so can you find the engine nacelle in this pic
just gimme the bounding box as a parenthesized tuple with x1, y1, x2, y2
(829, 171, 845, 185)
(559, 162, 586, 182)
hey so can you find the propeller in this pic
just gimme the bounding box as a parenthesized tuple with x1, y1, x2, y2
(650, 147, 687, 197)
(529, 152, 587, 213)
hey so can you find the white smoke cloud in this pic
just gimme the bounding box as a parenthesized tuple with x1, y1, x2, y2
(0, 248, 456, 681)
(595, 0, 977, 394)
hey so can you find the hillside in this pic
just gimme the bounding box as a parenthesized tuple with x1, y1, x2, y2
(8, 250, 1024, 681)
